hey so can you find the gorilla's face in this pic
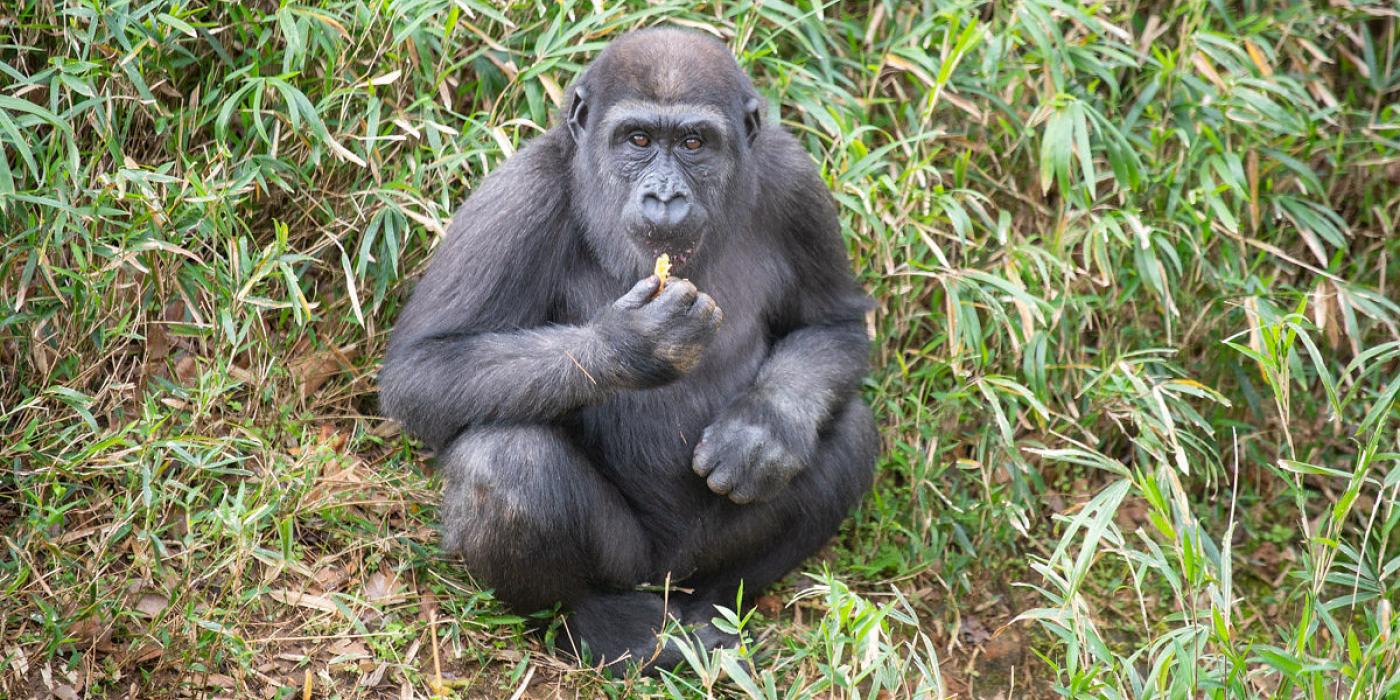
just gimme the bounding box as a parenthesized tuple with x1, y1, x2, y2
(572, 98, 754, 277)
(598, 101, 733, 270)
(566, 52, 762, 280)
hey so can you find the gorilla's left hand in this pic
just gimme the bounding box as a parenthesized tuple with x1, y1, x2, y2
(692, 401, 817, 504)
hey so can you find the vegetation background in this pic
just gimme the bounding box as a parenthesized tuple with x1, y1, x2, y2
(1, 0, 1398, 697)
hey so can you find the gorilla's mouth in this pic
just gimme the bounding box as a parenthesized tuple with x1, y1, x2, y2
(668, 249, 693, 271)
(638, 227, 700, 274)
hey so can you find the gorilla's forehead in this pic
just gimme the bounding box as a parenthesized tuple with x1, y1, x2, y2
(584, 28, 751, 107)
(601, 100, 734, 134)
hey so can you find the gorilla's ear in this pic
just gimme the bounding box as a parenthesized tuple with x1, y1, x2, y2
(568, 85, 590, 144)
(743, 97, 762, 147)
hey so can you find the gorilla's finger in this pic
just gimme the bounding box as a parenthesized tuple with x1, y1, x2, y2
(690, 294, 717, 319)
(728, 476, 772, 504)
(692, 434, 719, 477)
(658, 278, 698, 308)
(617, 276, 661, 309)
(705, 299, 724, 328)
(707, 465, 736, 496)
(739, 467, 786, 505)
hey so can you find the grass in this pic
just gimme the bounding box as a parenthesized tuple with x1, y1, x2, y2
(1, 0, 1397, 697)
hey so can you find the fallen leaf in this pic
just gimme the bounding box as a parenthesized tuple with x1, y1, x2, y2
(755, 594, 782, 618)
(419, 589, 441, 622)
(67, 616, 107, 645)
(123, 643, 164, 665)
(203, 673, 238, 689)
(958, 614, 991, 646)
(328, 639, 370, 666)
(292, 345, 358, 399)
(174, 353, 198, 384)
(364, 570, 401, 603)
(268, 589, 338, 613)
(147, 321, 172, 361)
(314, 566, 348, 592)
(135, 593, 169, 618)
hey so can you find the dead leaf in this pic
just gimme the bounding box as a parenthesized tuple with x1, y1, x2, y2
(1191, 52, 1227, 90)
(328, 639, 370, 665)
(370, 420, 401, 439)
(417, 588, 439, 622)
(123, 643, 164, 665)
(1244, 39, 1274, 76)
(314, 566, 348, 592)
(364, 570, 401, 603)
(135, 593, 169, 618)
(755, 594, 782, 618)
(305, 459, 366, 506)
(174, 353, 198, 384)
(981, 627, 1024, 664)
(268, 589, 339, 613)
(1114, 497, 1151, 531)
(147, 321, 172, 361)
(958, 614, 991, 646)
(291, 345, 358, 400)
(68, 616, 107, 645)
(203, 673, 238, 689)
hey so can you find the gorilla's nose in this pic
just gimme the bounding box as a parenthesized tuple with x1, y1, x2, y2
(641, 192, 690, 227)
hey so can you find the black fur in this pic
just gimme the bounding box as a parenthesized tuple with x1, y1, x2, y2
(379, 28, 877, 671)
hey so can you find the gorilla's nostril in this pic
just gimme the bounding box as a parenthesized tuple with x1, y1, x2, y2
(641, 192, 689, 225)
(641, 194, 666, 223)
(665, 196, 690, 222)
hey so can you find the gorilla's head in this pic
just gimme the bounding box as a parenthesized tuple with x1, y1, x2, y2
(565, 28, 763, 278)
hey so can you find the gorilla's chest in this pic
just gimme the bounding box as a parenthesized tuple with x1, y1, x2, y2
(563, 250, 790, 493)
(582, 313, 767, 475)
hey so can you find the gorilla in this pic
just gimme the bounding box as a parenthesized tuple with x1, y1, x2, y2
(379, 27, 877, 670)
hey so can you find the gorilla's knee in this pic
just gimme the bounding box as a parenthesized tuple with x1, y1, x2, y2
(437, 425, 649, 609)
(439, 426, 568, 551)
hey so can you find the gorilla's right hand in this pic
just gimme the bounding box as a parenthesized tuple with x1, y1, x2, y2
(594, 276, 723, 388)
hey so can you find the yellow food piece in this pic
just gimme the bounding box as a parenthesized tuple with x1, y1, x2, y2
(654, 254, 671, 290)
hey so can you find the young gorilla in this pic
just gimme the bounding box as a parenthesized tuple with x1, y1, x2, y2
(379, 28, 877, 670)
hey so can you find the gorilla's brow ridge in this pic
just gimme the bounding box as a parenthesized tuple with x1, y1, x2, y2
(601, 100, 732, 138)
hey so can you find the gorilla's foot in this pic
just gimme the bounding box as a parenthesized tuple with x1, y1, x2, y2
(562, 592, 737, 674)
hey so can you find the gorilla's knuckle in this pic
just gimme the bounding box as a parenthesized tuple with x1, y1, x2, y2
(741, 423, 770, 445)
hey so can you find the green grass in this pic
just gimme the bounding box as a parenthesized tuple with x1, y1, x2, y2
(1, 0, 1398, 697)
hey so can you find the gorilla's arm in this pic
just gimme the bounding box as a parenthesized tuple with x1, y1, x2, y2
(744, 318, 871, 441)
(693, 136, 872, 504)
(378, 144, 601, 450)
(380, 139, 719, 451)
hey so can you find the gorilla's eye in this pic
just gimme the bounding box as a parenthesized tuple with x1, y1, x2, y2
(682, 136, 703, 151)
(628, 132, 652, 148)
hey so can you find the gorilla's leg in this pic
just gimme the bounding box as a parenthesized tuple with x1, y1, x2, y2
(439, 425, 651, 609)
(677, 397, 879, 619)
(437, 425, 695, 668)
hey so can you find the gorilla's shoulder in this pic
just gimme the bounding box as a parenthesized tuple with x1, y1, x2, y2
(446, 128, 575, 237)
(474, 128, 573, 194)
(752, 127, 836, 227)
